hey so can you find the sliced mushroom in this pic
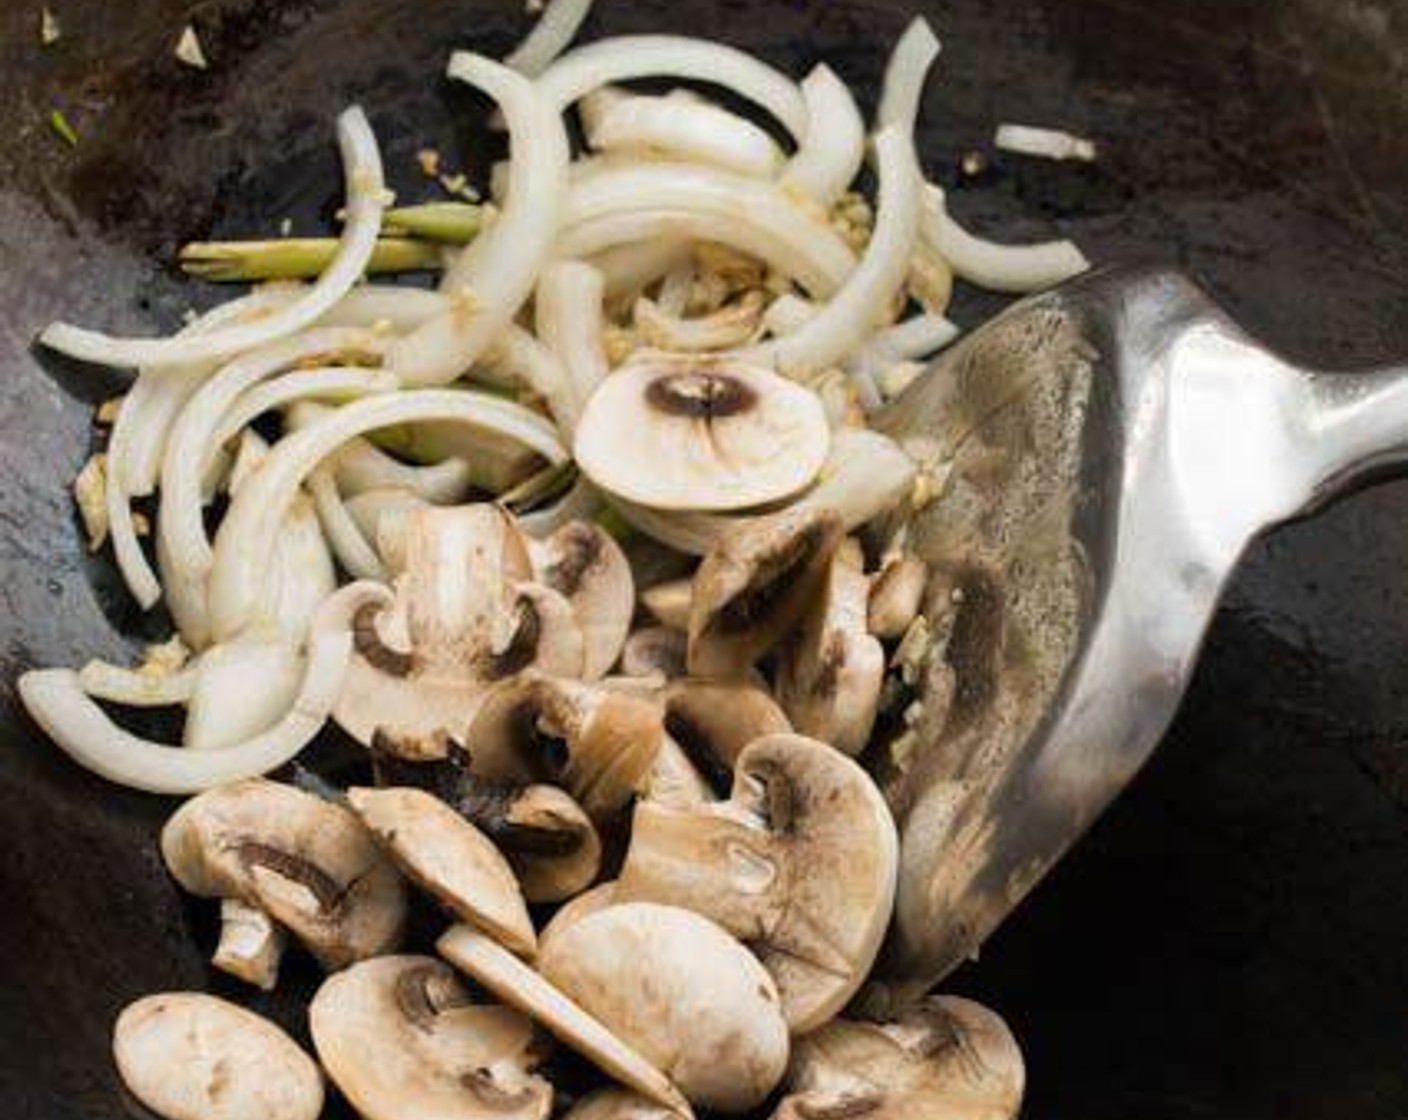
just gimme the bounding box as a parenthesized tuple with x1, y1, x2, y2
(539, 902, 789, 1113)
(348, 786, 536, 957)
(640, 577, 692, 630)
(310, 955, 552, 1120)
(531, 520, 634, 680)
(620, 626, 688, 681)
(565, 1088, 682, 1120)
(437, 923, 691, 1115)
(114, 992, 323, 1120)
(867, 554, 928, 640)
(776, 539, 885, 756)
(538, 880, 618, 957)
(643, 735, 714, 808)
(616, 734, 897, 1032)
(662, 678, 791, 795)
(161, 777, 406, 969)
(334, 505, 584, 752)
(574, 352, 830, 512)
(467, 672, 663, 820)
(687, 508, 843, 676)
(773, 998, 1025, 1120)
(213, 898, 285, 990)
(371, 737, 603, 904)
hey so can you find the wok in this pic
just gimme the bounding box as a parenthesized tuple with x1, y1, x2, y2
(2, 0, 1407, 1117)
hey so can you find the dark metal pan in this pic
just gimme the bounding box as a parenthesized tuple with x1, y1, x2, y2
(2, 0, 1407, 1117)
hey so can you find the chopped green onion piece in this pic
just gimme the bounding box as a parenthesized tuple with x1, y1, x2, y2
(49, 109, 78, 147)
(383, 201, 481, 244)
(178, 237, 442, 282)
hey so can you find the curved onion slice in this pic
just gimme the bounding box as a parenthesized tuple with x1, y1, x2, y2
(342, 488, 430, 557)
(207, 389, 566, 641)
(920, 184, 1088, 292)
(211, 368, 399, 451)
(506, 0, 596, 76)
(330, 440, 472, 502)
(782, 65, 866, 206)
(877, 17, 941, 133)
(479, 325, 576, 426)
(39, 108, 387, 369)
(318, 284, 449, 330)
(182, 636, 304, 751)
(581, 87, 783, 178)
(519, 477, 603, 538)
(742, 126, 921, 378)
(17, 582, 387, 794)
(536, 261, 609, 435)
(391, 54, 569, 386)
(77, 659, 199, 707)
(864, 312, 960, 359)
(634, 290, 765, 352)
(588, 240, 692, 302)
(309, 467, 385, 581)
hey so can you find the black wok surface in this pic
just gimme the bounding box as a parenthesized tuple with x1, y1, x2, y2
(2, 0, 1408, 1117)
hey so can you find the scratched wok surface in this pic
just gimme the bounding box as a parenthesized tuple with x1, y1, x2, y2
(2, 0, 1408, 1117)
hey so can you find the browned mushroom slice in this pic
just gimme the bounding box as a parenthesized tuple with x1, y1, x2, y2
(161, 778, 405, 970)
(213, 898, 285, 990)
(620, 627, 688, 681)
(531, 521, 634, 680)
(687, 508, 843, 677)
(867, 553, 928, 640)
(643, 736, 713, 808)
(538, 880, 619, 957)
(776, 539, 886, 756)
(772, 997, 1025, 1120)
(566, 1088, 683, 1120)
(640, 578, 692, 630)
(574, 352, 830, 513)
(616, 734, 897, 1033)
(310, 955, 552, 1120)
(348, 786, 536, 957)
(661, 677, 791, 794)
(114, 992, 323, 1120)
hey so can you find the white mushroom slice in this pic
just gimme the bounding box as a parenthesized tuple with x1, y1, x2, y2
(640, 578, 692, 630)
(114, 992, 322, 1120)
(538, 880, 618, 957)
(867, 553, 928, 640)
(437, 924, 691, 1115)
(776, 539, 885, 756)
(334, 505, 584, 751)
(643, 735, 713, 808)
(573, 352, 829, 512)
(369, 742, 603, 904)
(213, 899, 285, 990)
(467, 672, 663, 820)
(539, 902, 789, 1113)
(531, 520, 633, 680)
(348, 786, 537, 957)
(311, 955, 552, 1120)
(161, 777, 406, 969)
(661, 678, 790, 794)
(773, 997, 1025, 1120)
(616, 734, 898, 1033)
(620, 627, 687, 681)
(687, 508, 843, 676)
(566, 1088, 682, 1120)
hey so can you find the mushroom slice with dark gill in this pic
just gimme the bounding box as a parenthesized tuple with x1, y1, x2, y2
(530, 520, 634, 680)
(348, 785, 537, 956)
(310, 955, 552, 1120)
(161, 777, 406, 970)
(687, 507, 843, 677)
(616, 734, 897, 1032)
(573, 352, 831, 512)
(619, 626, 688, 681)
(772, 997, 1025, 1120)
(660, 676, 791, 795)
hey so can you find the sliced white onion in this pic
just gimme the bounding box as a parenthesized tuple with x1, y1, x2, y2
(538, 36, 807, 141)
(782, 65, 866, 205)
(76, 659, 199, 707)
(581, 86, 784, 178)
(227, 430, 270, 495)
(864, 312, 960, 359)
(479, 324, 576, 424)
(761, 292, 817, 336)
(518, 477, 604, 538)
(655, 263, 695, 316)
(319, 284, 450, 330)
(587, 239, 692, 301)
(921, 183, 1088, 292)
(634, 290, 765, 352)
(877, 17, 941, 133)
(309, 466, 385, 581)
(39, 108, 387, 369)
(343, 487, 430, 547)
(506, 0, 596, 76)
(330, 439, 473, 502)
(210, 367, 398, 452)
(741, 126, 921, 378)
(258, 493, 338, 645)
(183, 637, 303, 750)
(994, 123, 1097, 162)
(536, 260, 609, 435)
(208, 389, 566, 641)
(17, 581, 388, 794)
(391, 54, 569, 386)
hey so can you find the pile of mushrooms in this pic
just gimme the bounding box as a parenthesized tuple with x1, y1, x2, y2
(110, 492, 1024, 1120)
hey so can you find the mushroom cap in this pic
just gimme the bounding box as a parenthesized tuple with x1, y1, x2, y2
(866, 554, 927, 640)
(310, 955, 552, 1120)
(776, 540, 885, 756)
(620, 627, 687, 681)
(565, 1088, 681, 1120)
(539, 902, 789, 1113)
(348, 786, 537, 957)
(533, 521, 634, 680)
(161, 778, 406, 969)
(436, 923, 691, 1115)
(616, 734, 898, 1033)
(213, 898, 285, 991)
(687, 508, 843, 676)
(537, 880, 618, 958)
(114, 992, 322, 1120)
(661, 678, 791, 795)
(574, 352, 830, 512)
(467, 673, 663, 820)
(773, 998, 1024, 1120)
(640, 578, 692, 631)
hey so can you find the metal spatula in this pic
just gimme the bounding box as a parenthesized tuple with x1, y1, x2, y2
(871, 264, 1405, 1001)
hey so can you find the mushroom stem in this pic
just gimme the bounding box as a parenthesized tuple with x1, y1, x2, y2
(213, 898, 286, 990)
